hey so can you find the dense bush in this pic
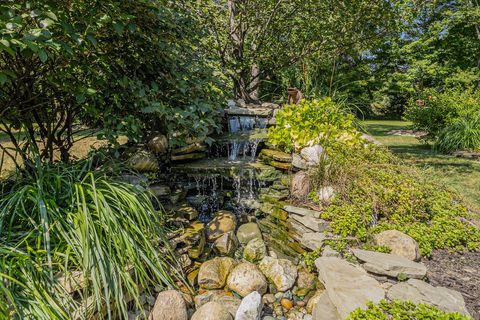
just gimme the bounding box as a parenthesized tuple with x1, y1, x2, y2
(268, 98, 361, 153)
(404, 88, 480, 141)
(0, 0, 224, 164)
(0, 160, 181, 319)
(435, 113, 480, 153)
(347, 300, 471, 320)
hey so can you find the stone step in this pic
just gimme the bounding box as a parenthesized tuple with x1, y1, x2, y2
(225, 107, 273, 117)
(170, 158, 275, 178)
(351, 249, 427, 279)
(283, 205, 322, 219)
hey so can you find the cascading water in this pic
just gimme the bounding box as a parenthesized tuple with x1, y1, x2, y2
(171, 110, 270, 221)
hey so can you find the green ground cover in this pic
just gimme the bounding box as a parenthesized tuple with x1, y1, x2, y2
(362, 120, 480, 211)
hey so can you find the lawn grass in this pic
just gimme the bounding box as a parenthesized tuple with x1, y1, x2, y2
(362, 120, 480, 211)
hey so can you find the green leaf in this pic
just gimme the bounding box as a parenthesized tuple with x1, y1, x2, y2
(38, 49, 48, 62)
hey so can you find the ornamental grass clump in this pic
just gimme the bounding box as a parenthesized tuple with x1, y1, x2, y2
(0, 159, 181, 319)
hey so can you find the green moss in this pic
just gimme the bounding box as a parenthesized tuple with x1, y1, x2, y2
(347, 300, 471, 320)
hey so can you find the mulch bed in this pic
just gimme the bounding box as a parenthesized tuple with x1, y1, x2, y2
(422, 250, 480, 319)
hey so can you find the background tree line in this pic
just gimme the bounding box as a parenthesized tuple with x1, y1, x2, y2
(1, 0, 479, 164)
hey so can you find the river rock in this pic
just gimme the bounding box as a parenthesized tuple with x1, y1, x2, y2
(148, 134, 168, 154)
(294, 269, 318, 297)
(235, 291, 263, 320)
(198, 257, 236, 289)
(292, 153, 309, 170)
(299, 232, 326, 251)
(291, 171, 310, 199)
(129, 150, 159, 172)
(191, 301, 232, 320)
(171, 222, 205, 259)
(194, 291, 241, 318)
(207, 210, 237, 241)
(351, 249, 427, 279)
(243, 238, 267, 263)
(227, 262, 268, 297)
(373, 230, 420, 261)
(316, 186, 335, 203)
(213, 232, 237, 256)
(237, 223, 262, 244)
(300, 145, 324, 165)
(387, 279, 470, 316)
(315, 257, 384, 319)
(149, 290, 188, 320)
(259, 257, 298, 291)
(311, 291, 341, 320)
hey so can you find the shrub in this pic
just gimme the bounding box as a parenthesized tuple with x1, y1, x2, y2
(347, 300, 471, 320)
(404, 87, 480, 140)
(316, 143, 480, 256)
(435, 113, 480, 153)
(268, 98, 362, 153)
(0, 160, 181, 319)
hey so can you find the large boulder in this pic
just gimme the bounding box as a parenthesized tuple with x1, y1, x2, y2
(236, 223, 262, 245)
(351, 249, 427, 279)
(315, 257, 385, 319)
(235, 291, 263, 320)
(387, 279, 470, 316)
(191, 301, 232, 320)
(373, 230, 420, 261)
(259, 257, 298, 292)
(227, 262, 268, 297)
(243, 238, 267, 263)
(300, 145, 325, 165)
(291, 171, 311, 199)
(198, 257, 236, 289)
(206, 210, 237, 241)
(148, 133, 168, 154)
(149, 290, 188, 320)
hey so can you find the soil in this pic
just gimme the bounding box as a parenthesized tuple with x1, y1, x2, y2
(422, 250, 480, 319)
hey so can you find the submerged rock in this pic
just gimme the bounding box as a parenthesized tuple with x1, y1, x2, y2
(387, 279, 470, 316)
(374, 230, 420, 261)
(351, 249, 427, 279)
(227, 262, 268, 297)
(198, 257, 236, 289)
(259, 257, 298, 291)
(191, 301, 232, 320)
(149, 290, 188, 320)
(235, 291, 263, 320)
(237, 223, 262, 244)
